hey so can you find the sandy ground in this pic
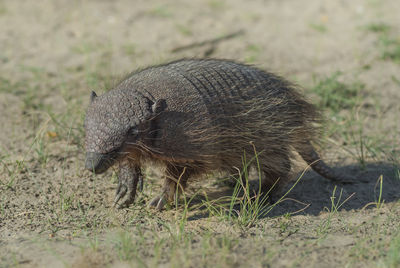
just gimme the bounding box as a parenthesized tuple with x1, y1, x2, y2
(1, 0, 400, 267)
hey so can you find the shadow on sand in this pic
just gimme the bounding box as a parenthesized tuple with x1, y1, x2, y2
(187, 162, 400, 220)
(267, 163, 400, 217)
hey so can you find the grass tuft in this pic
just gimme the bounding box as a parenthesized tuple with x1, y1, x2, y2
(316, 186, 355, 237)
(365, 22, 391, 33)
(202, 145, 304, 229)
(148, 5, 172, 18)
(365, 22, 400, 63)
(309, 23, 327, 33)
(380, 36, 400, 62)
(311, 71, 364, 113)
(386, 233, 400, 267)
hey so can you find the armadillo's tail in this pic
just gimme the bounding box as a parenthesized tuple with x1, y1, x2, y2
(297, 142, 355, 184)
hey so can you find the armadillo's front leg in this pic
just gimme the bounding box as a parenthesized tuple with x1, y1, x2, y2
(114, 160, 142, 209)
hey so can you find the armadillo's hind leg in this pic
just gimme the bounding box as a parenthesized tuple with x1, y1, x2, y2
(260, 152, 291, 199)
(148, 165, 191, 210)
(114, 160, 142, 209)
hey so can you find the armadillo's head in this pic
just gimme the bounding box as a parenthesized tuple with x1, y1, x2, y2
(84, 90, 165, 174)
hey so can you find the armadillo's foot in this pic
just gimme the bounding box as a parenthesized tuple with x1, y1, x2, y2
(148, 195, 167, 211)
(114, 178, 137, 209)
(113, 165, 142, 209)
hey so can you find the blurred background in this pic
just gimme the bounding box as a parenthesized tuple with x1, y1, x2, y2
(1, 0, 399, 169)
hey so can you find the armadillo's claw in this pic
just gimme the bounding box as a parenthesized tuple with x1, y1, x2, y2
(113, 183, 127, 206)
(148, 195, 166, 211)
(113, 176, 138, 209)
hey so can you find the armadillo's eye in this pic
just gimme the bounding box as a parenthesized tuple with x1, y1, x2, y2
(129, 128, 139, 136)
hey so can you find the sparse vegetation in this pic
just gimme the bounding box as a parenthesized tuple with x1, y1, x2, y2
(176, 24, 193, 36)
(316, 186, 354, 237)
(385, 233, 400, 267)
(1, 0, 400, 267)
(365, 22, 390, 34)
(380, 36, 400, 62)
(148, 5, 172, 18)
(245, 44, 262, 63)
(0, 4, 7, 15)
(310, 72, 396, 169)
(207, 0, 226, 10)
(122, 43, 137, 56)
(309, 23, 327, 33)
(365, 22, 400, 63)
(311, 71, 364, 114)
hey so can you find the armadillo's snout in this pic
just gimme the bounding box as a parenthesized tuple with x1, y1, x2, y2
(85, 152, 112, 174)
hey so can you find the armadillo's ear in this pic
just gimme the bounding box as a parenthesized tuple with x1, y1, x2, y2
(90, 91, 97, 103)
(151, 99, 167, 114)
